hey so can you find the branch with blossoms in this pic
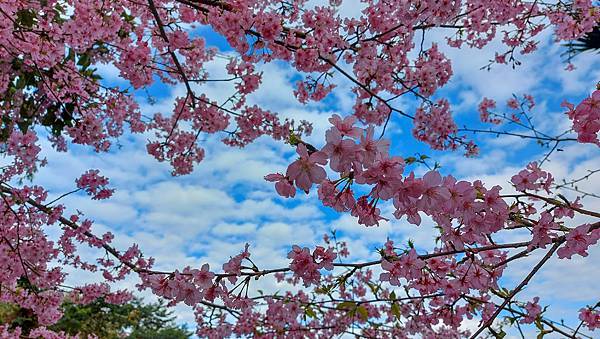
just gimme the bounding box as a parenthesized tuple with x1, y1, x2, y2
(465, 93, 580, 163)
(142, 0, 597, 163)
(1, 155, 600, 337)
(1, 0, 596, 180)
(1, 0, 600, 338)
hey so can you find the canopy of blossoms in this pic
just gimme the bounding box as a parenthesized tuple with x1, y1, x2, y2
(0, 0, 599, 338)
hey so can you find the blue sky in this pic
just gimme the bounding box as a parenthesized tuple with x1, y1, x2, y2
(24, 3, 600, 337)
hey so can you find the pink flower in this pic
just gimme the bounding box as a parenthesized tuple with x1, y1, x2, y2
(520, 297, 542, 324)
(328, 114, 362, 139)
(412, 99, 462, 152)
(530, 212, 559, 250)
(321, 127, 358, 172)
(507, 97, 520, 109)
(193, 263, 215, 289)
(318, 180, 346, 211)
(419, 171, 451, 208)
(564, 90, 600, 146)
(511, 162, 553, 192)
(76, 170, 114, 200)
(579, 307, 600, 330)
(222, 244, 251, 284)
(380, 249, 424, 285)
(351, 196, 388, 226)
(478, 98, 499, 124)
(265, 173, 296, 198)
(358, 126, 390, 166)
(286, 144, 328, 192)
(287, 245, 335, 287)
(557, 224, 600, 259)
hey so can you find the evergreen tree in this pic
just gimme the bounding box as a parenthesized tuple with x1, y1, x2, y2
(0, 298, 192, 339)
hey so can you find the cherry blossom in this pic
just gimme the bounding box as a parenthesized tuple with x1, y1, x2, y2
(0, 0, 598, 337)
(286, 144, 328, 192)
(563, 90, 600, 146)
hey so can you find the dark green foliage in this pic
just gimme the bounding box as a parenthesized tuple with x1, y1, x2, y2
(564, 25, 600, 61)
(0, 298, 192, 339)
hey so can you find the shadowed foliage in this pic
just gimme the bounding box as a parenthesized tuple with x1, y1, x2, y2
(0, 298, 192, 338)
(565, 25, 600, 60)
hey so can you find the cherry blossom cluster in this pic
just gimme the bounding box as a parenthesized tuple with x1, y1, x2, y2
(75, 170, 114, 200)
(1, 163, 599, 337)
(0, 185, 132, 332)
(68, 283, 132, 305)
(0, 0, 599, 337)
(477, 94, 540, 126)
(511, 161, 554, 192)
(520, 297, 542, 324)
(380, 248, 425, 285)
(413, 99, 464, 152)
(563, 89, 600, 146)
(579, 307, 600, 331)
(3, 131, 42, 179)
(478, 98, 501, 124)
(287, 245, 337, 286)
(557, 223, 600, 259)
(0, 0, 595, 176)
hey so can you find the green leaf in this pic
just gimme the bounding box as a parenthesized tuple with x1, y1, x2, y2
(315, 284, 332, 295)
(41, 109, 57, 127)
(289, 133, 300, 146)
(356, 305, 368, 321)
(535, 318, 544, 331)
(0, 116, 12, 142)
(15, 76, 26, 89)
(120, 11, 135, 23)
(391, 302, 401, 320)
(77, 53, 91, 68)
(16, 9, 36, 28)
(305, 306, 316, 318)
(366, 282, 379, 296)
(66, 48, 75, 62)
(494, 330, 506, 339)
(336, 301, 356, 311)
(496, 288, 510, 298)
(17, 120, 29, 134)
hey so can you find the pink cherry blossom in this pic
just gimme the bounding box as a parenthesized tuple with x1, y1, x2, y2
(521, 297, 542, 324)
(579, 307, 600, 330)
(322, 127, 359, 172)
(0, 1, 598, 337)
(265, 173, 296, 198)
(286, 144, 328, 192)
(76, 169, 114, 200)
(563, 90, 600, 146)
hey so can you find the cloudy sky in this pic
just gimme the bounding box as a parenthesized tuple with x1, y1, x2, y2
(24, 2, 600, 337)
